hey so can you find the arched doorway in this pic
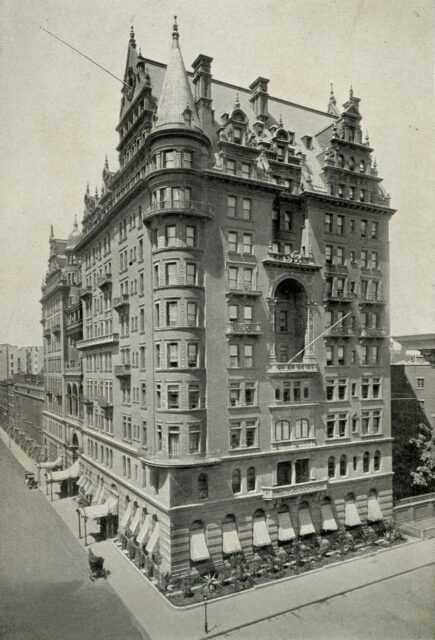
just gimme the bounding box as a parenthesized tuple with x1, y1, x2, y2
(274, 278, 307, 362)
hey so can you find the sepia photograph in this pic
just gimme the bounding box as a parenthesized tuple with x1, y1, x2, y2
(0, 1, 434, 638)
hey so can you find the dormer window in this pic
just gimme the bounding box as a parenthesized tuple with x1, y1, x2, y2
(348, 157, 355, 171)
(277, 146, 285, 162)
(183, 151, 193, 169)
(338, 154, 345, 168)
(227, 159, 236, 176)
(302, 135, 313, 150)
(338, 185, 344, 198)
(183, 107, 192, 127)
(359, 159, 366, 173)
(233, 127, 242, 144)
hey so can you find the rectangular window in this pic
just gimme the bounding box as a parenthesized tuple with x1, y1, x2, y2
(373, 410, 381, 433)
(244, 344, 253, 368)
(362, 411, 370, 434)
(163, 150, 175, 168)
(361, 219, 368, 238)
(326, 345, 333, 366)
(242, 162, 250, 178)
(229, 344, 239, 367)
(228, 304, 238, 321)
(361, 249, 369, 268)
(326, 379, 335, 401)
(337, 346, 345, 366)
(229, 383, 241, 407)
(227, 196, 237, 218)
(325, 213, 333, 233)
(166, 301, 178, 326)
(185, 263, 197, 285)
(189, 425, 201, 453)
(295, 459, 310, 484)
(243, 268, 253, 289)
(165, 225, 176, 246)
(337, 215, 344, 235)
(141, 383, 147, 407)
(371, 345, 379, 366)
(416, 377, 425, 389)
(278, 310, 288, 332)
(230, 422, 242, 448)
(245, 382, 256, 406)
(274, 420, 290, 441)
(327, 416, 335, 438)
(167, 343, 179, 368)
(361, 345, 369, 365)
(186, 225, 196, 247)
(336, 246, 344, 265)
(338, 379, 347, 400)
(245, 421, 257, 447)
(183, 151, 192, 168)
(242, 233, 253, 255)
(371, 221, 378, 239)
(165, 262, 177, 285)
(228, 231, 238, 253)
(228, 266, 238, 288)
(372, 378, 381, 398)
(325, 245, 332, 264)
(243, 305, 253, 322)
(362, 378, 370, 399)
(186, 302, 198, 327)
(338, 413, 347, 437)
(227, 159, 236, 175)
(187, 343, 198, 368)
(167, 385, 179, 409)
(242, 198, 252, 221)
(371, 252, 379, 269)
(188, 384, 200, 409)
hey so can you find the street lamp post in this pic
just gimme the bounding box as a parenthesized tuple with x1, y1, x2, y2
(203, 594, 208, 634)
(44, 473, 49, 495)
(84, 516, 88, 546)
(76, 509, 82, 539)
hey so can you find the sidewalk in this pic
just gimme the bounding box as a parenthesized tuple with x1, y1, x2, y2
(2, 427, 435, 640)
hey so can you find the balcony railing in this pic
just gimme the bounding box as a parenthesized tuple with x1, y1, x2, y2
(264, 249, 320, 271)
(360, 327, 387, 338)
(52, 323, 61, 334)
(114, 364, 131, 377)
(97, 397, 113, 410)
(226, 321, 262, 335)
(326, 326, 355, 337)
(79, 286, 92, 300)
(360, 294, 387, 305)
(324, 290, 358, 302)
(113, 294, 130, 311)
(97, 273, 112, 289)
(144, 199, 214, 222)
(140, 449, 222, 467)
(76, 333, 119, 349)
(64, 362, 82, 374)
(43, 328, 51, 337)
(262, 479, 327, 500)
(83, 397, 93, 406)
(267, 359, 318, 376)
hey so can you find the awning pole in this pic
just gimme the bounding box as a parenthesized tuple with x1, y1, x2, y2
(84, 517, 88, 546)
(50, 479, 53, 502)
(45, 473, 48, 495)
(76, 509, 82, 539)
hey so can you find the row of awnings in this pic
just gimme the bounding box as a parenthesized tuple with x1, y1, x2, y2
(38, 455, 63, 470)
(190, 496, 384, 562)
(49, 460, 80, 483)
(118, 502, 160, 554)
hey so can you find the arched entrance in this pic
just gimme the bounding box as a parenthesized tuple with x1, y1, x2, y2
(273, 278, 307, 362)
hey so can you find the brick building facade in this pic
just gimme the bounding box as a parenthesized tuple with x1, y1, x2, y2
(42, 21, 395, 576)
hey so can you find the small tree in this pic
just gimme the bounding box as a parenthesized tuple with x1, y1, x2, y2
(410, 423, 435, 489)
(201, 572, 221, 596)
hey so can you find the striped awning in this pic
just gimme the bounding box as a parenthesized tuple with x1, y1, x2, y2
(80, 495, 118, 519)
(38, 455, 62, 470)
(277, 510, 296, 541)
(128, 508, 142, 536)
(253, 515, 271, 547)
(299, 507, 315, 536)
(222, 520, 242, 554)
(190, 528, 210, 562)
(321, 503, 338, 532)
(146, 522, 160, 554)
(118, 501, 133, 535)
(50, 460, 80, 482)
(136, 514, 152, 545)
(367, 494, 383, 522)
(345, 500, 362, 527)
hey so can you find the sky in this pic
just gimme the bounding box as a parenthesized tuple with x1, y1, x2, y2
(0, 0, 433, 346)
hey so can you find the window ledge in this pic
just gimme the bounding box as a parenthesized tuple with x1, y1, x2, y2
(228, 446, 260, 454)
(360, 432, 384, 438)
(228, 405, 260, 411)
(326, 437, 351, 443)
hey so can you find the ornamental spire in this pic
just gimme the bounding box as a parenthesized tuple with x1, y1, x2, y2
(129, 26, 136, 48)
(172, 15, 179, 40)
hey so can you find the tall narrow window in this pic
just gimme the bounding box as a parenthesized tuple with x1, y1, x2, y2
(231, 469, 241, 493)
(227, 196, 237, 218)
(247, 467, 256, 492)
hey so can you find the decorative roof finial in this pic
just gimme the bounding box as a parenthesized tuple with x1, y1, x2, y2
(95, 186, 99, 199)
(279, 114, 283, 127)
(50, 224, 54, 239)
(365, 131, 370, 144)
(373, 157, 377, 168)
(330, 82, 336, 104)
(86, 182, 90, 196)
(349, 85, 354, 98)
(172, 15, 179, 40)
(73, 214, 78, 229)
(104, 155, 109, 170)
(234, 92, 240, 108)
(129, 26, 136, 48)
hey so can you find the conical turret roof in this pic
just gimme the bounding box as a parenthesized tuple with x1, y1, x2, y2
(155, 17, 202, 132)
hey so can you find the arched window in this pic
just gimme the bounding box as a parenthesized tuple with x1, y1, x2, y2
(363, 451, 370, 472)
(231, 468, 241, 494)
(328, 456, 335, 478)
(295, 418, 310, 439)
(274, 420, 290, 442)
(66, 383, 72, 415)
(374, 450, 381, 471)
(198, 473, 208, 499)
(122, 456, 126, 477)
(338, 154, 345, 168)
(340, 454, 347, 476)
(247, 466, 256, 492)
(348, 157, 355, 171)
(359, 159, 365, 173)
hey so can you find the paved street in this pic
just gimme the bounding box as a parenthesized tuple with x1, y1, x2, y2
(217, 564, 435, 640)
(0, 440, 146, 640)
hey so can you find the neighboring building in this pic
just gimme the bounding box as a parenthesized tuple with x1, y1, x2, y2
(390, 335, 435, 499)
(0, 344, 44, 380)
(40, 221, 83, 466)
(12, 378, 45, 455)
(45, 22, 395, 577)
